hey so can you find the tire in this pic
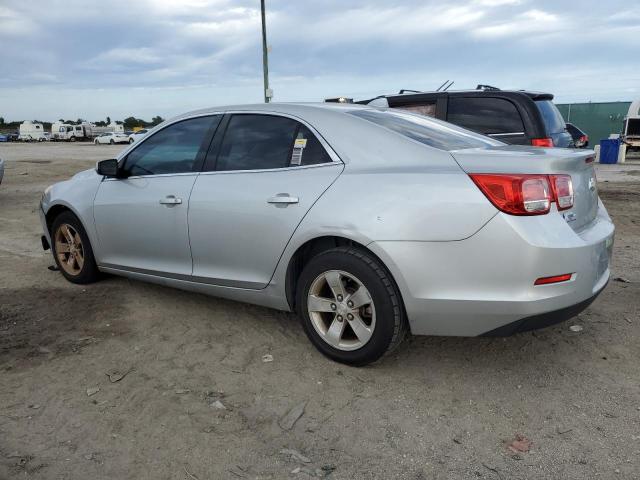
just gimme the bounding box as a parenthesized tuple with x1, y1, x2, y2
(128, 138, 134, 144)
(69, 136, 76, 142)
(51, 211, 100, 284)
(94, 140, 99, 145)
(296, 247, 407, 366)
(109, 139, 114, 145)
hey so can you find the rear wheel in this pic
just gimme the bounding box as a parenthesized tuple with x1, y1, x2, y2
(128, 138, 134, 144)
(51, 212, 100, 284)
(109, 139, 114, 145)
(296, 247, 407, 366)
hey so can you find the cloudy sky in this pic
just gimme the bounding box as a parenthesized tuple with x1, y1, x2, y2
(0, 0, 638, 122)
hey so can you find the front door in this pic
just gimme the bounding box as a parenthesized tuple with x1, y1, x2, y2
(93, 115, 221, 276)
(188, 113, 343, 289)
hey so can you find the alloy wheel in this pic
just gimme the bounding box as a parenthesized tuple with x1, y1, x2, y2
(54, 223, 85, 276)
(307, 270, 376, 351)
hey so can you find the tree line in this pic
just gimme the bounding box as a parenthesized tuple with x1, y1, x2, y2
(0, 115, 165, 131)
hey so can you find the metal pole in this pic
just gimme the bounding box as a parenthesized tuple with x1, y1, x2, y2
(260, 0, 270, 103)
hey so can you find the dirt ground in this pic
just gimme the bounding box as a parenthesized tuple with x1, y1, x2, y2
(0, 142, 639, 480)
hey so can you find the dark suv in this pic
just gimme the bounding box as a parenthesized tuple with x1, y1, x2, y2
(356, 86, 573, 148)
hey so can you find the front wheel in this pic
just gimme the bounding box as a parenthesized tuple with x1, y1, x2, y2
(128, 138, 134, 144)
(296, 247, 407, 366)
(51, 212, 100, 284)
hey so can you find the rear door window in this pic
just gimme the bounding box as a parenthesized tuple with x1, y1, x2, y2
(447, 97, 525, 135)
(213, 115, 332, 171)
(215, 115, 297, 171)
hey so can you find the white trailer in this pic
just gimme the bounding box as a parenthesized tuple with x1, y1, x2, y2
(52, 122, 124, 141)
(19, 121, 47, 142)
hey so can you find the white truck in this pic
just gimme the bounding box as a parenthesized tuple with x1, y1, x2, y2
(18, 121, 47, 142)
(51, 122, 124, 141)
(623, 99, 640, 157)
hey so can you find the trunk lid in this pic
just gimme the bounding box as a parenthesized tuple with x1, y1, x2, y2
(451, 145, 598, 231)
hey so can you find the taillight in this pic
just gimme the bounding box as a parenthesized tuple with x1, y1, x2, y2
(469, 174, 552, 215)
(470, 173, 574, 216)
(531, 137, 553, 147)
(550, 174, 573, 210)
(579, 135, 588, 143)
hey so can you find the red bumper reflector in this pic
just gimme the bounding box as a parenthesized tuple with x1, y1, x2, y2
(534, 273, 573, 285)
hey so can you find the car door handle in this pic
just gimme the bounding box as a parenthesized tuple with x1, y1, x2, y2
(267, 194, 299, 205)
(159, 195, 182, 206)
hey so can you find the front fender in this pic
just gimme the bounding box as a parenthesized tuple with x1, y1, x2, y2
(41, 169, 103, 260)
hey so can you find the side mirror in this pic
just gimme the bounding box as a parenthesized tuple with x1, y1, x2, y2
(96, 158, 119, 177)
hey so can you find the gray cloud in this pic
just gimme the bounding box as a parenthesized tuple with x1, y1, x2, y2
(0, 0, 638, 120)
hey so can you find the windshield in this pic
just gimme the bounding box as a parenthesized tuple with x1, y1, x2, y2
(536, 100, 566, 134)
(348, 108, 503, 151)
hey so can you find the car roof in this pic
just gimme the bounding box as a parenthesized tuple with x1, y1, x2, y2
(167, 102, 372, 130)
(361, 89, 554, 103)
(177, 102, 366, 118)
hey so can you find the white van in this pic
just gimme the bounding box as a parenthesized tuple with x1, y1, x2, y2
(19, 121, 47, 142)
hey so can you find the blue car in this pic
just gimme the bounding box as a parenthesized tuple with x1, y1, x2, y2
(0, 134, 8, 142)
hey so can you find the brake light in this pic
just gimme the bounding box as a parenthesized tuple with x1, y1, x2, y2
(470, 173, 574, 215)
(534, 273, 573, 285)
(579, 135, 588, 143)
(550, 174, 573, 210)
(531, 137, 553, 147)
(469, 174, 552, 215)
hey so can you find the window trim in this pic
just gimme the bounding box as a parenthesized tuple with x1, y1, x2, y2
(202, 111, 343, 173)
(487, 132, 525, 137)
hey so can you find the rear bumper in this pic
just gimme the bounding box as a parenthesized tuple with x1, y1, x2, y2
(481, 281, 606, 336)
(369, 202, 614, 336)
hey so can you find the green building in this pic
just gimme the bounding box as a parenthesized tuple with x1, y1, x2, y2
(556, 102, 631, 146)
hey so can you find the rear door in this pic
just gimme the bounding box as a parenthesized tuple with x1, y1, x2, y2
(188, 113, 343, 289)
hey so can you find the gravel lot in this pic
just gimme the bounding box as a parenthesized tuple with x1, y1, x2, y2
(1, 142, 639, 480)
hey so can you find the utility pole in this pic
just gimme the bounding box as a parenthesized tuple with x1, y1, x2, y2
(260, 0, 272, 103)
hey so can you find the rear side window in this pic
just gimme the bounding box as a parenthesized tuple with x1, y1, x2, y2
(348, 108, 503, 151)
(291, 125, 332, 166)
(535, 100, 566, 134)
(447, 97, 524, 135)
(395, 103, 436, 117)
(216, 115, 298, 171)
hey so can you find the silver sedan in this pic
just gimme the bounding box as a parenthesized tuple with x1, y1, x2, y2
(39, 103, 614, 365)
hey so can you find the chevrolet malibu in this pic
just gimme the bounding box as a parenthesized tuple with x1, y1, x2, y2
(39, 103, 614, 365)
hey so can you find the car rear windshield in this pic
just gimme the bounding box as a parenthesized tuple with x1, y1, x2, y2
(535, 100, 566, 134)
(348, 108, 503, 151)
